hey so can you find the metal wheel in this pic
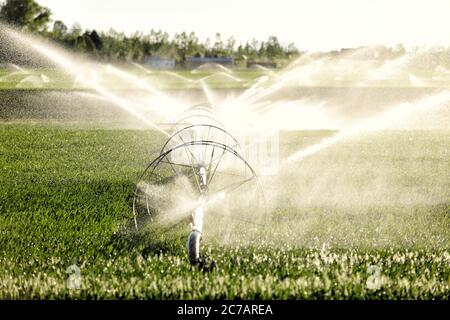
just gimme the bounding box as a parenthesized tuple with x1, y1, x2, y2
(133, 105, 266, 263)
(188, 230, 201, 264)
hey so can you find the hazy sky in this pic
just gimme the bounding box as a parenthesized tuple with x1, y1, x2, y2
(38, 0, 450, 51)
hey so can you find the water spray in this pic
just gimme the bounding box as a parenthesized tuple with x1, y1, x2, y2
(285, 90, 450, 163)
(2, 27, 186, 136)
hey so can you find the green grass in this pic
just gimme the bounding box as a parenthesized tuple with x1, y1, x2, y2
(0, 124, 449, 299)
(0, 68, 266, 90)
(1, 67, 449, 90)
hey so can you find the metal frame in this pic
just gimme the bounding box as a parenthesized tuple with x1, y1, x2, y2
(160, 124, 241, 154)
(133, 140, 264, 227)
(132, 104, 266, 264)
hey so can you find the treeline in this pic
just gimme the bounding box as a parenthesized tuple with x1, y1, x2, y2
(0, 0, 300, 65)
(47, 25, 299, 64)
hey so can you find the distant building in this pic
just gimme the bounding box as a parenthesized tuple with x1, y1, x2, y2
(186, 57, 233, 69)
(144, 56, 175, 69)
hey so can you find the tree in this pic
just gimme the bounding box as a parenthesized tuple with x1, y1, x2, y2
(173, 32, 189, 63)
(394, 43, 406, 56)
(89, 30, 103, 51)
(1, 1, 298, 66)
(52, 20, 67, 38)
(186, 32, 200, 57)
(0, 0, 51, 32)
(204, 37, 211, 55)
(287, 42, 299, 56)
(70, 22, 82, 37)
(226, 36, 236, 56)
(266, 35, 283, 60)
(212, 32, 224, 57)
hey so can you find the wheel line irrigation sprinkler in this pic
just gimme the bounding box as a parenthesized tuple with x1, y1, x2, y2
(133, 105, 265, 264)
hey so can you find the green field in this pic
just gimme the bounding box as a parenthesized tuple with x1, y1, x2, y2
(0, 123, 448, 299)
(0, 68, 267, 90)
(2, 67, 450, 91)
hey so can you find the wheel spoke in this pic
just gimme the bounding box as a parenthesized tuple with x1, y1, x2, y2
(202, 125, 212, 163)
(206, 145, 215, 181)
(207, 147, 226, 187)
(209, 176, 255, 197)
(159, 160, 195, 169)
(134, 127, 264, 233)
(161, 155, 195, 194)
(178, 134, 200, 165)
(182, 145, 202, 192)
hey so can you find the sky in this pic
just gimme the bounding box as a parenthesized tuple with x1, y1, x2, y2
(38, 0, 450, 51)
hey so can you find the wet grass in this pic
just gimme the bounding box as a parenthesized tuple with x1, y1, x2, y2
(0, 68, 266, 90)
(2, 68, 449, 91)
(0, 124, 449, 299)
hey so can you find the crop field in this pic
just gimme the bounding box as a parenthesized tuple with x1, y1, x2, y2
(0, 68, 267, 90)
(2, 65, 449, 91)
(0, 123, 449, 299)
(1, 0, 450, 304)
